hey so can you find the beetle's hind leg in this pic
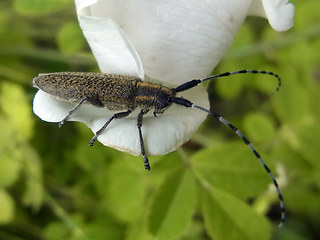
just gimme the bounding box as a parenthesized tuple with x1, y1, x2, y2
(137, 109, 151, 171)
(59, 97, 104, 128)
(59, 98, 88, 127)
(89, 109, 133, 146)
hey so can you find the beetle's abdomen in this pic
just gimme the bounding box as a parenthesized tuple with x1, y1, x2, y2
(33, 72, 141, 108)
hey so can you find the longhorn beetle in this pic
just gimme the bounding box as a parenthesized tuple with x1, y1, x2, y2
(33, 70, 285, 227)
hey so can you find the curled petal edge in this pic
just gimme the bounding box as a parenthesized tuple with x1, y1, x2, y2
(76, 0, 144, 78)
(249, 0, 295, 31)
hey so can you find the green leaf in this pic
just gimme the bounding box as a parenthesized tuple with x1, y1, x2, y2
(271, 144, 312, 179)
(0, 150, 21, 188)
(243, 112, 276, 143)
(0, 189, 15, 224)
(192, 142, 270, 200)
(81, 222, 124, 240)
(148, 168, 196, 240)
(14, 0, 71, 16)
(294, 0, 320, 31)
(295, 121, 320, 170)
(272, 72, 310, 124)
(216, 73, 243, 99)
(312, 85, 320, 123)
(0, 82, 34, 139)
(44, 221, 69, 240)
(22, 146, 44, 210)
(201, 187, 271, 240)
(103, 158, 146, 223)
(179, 217, 206, 240)
(0, 115, 43, 210)
(284, 180, 320, 216)
(125, 217, 153, 240)
(57, 22, 86, 54)
(274, 120, 320, 177)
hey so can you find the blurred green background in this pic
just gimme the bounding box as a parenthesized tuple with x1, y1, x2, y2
(0, 0, 319, 240)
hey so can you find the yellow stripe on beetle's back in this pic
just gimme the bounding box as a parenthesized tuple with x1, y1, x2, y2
(137, 82, 162, 90)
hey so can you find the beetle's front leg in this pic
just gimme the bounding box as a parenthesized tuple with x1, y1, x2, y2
(137, 109, 150, 170)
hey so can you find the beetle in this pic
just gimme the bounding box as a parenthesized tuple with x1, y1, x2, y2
(33, 70, 285, 226)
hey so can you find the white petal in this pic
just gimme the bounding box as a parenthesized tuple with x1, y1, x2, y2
(33, 90, 70, 122)
(76, 0, 252, 84)
(76, 1, 144, 78)
(33, 86, 208, 156)
(249, 0, 295, 31)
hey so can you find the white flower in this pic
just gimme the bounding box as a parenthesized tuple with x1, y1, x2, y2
(33, 0, 294, 156)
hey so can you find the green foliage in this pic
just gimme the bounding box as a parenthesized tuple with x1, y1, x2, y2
(243, 112, 276, 143)
(103, 158, 146, 223)
(201, 187, 271, 240)
(1, 82, 34, 139)
(148, 168, 196, 240)
(57, 22, 86, 54)
(0, 0, 319, 239)
(192, 142, 270, 199)
(14, 0, 72, 16)
(0, 151, 21, 188)
(0, 190, 15, 224)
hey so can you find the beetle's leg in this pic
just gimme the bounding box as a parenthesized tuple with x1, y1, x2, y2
(89, 109, 133, 146)
(59, 98, 88, 128)
(137, 109, 150, 171)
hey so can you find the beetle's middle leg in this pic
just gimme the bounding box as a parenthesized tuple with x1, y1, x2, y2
(89, 109, 133, 146)
(137, 109, 151, 171)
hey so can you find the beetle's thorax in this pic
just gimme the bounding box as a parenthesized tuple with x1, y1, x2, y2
(135, 82, 175, 113)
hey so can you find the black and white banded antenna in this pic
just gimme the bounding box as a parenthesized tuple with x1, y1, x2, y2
(173, 70, 281, 93)
(171, 70, 285, 227)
